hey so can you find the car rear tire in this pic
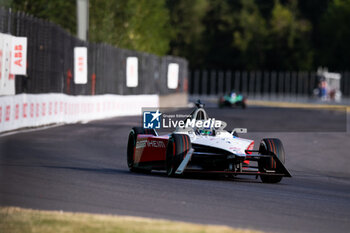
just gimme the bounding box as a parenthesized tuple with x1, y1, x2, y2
(127, 127, 157, 172)
(258, 138, 285, 183)
(166, 134, 191, 177)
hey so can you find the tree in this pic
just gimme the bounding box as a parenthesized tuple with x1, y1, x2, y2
(89, 0, 171, 56)
(318, 0, 350, 70)
(233, 0, 268, 69)
(198, 0, 239, 69)
(9, 0, 171, 56)
(167, 0, 209, 67)
(266, 0, 313, 70)
(8, 0, 76, 34)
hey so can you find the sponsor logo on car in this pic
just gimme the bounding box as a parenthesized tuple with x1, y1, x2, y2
(136, 139, 165, 149)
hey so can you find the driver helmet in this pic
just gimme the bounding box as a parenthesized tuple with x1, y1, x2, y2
(230, 92, 236, 98)
(199, 129, 213, 136)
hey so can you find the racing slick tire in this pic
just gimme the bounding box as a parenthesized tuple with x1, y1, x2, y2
(127, 127, 157, 172)
(258, 138, 285, 183)
(166, 134, 191, 177)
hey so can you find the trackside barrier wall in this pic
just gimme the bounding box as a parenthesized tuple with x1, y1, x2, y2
(0, 94, 158, 133)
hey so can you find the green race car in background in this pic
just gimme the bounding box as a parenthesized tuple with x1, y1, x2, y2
(218, 92, 247, 109)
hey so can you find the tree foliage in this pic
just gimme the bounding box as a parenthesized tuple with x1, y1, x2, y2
(89, 0, 171, 55)
(167, 0, 209, 66)
(267, 0, 313, 70)
(233, 0, 268, 69)
(7, 0, 76, 34)
(4, 0, 350, 70)
(318, 0, 350, 70)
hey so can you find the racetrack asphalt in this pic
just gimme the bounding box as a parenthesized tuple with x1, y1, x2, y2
(1, 106, 350, 233)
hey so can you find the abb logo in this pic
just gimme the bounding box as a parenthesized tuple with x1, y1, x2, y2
(23, 103, 28, 118)
(30, 103, 34, 118)
(36, 103, 40, 117)
(54, 102, 58, 115)
(74, 47, 87, 84)
(15, 104, 19, 120)
(42, 103, 46, 116)
(13, 45, 23, 67)
(78, 57, 84, 72)
(10, 36, 27, 76)
(5, 106, 10, 121)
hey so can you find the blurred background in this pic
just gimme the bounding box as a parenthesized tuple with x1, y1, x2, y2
(0, 0, 349, 101)
(4, 0, 350, 70)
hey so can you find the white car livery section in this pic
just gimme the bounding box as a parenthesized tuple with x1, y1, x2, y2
(190, 134, 253, 156)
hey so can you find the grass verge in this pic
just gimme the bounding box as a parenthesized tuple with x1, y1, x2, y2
(0, 207, 262, 233)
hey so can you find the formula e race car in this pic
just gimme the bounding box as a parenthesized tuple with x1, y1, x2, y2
(218, 91, 247, 109)
(127, 102, 291, 183)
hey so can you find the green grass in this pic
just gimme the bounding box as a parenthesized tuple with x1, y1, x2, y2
(0, 207, 262, 233)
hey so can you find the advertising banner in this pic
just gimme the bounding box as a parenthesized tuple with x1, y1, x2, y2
(10, 36, 27, 75)
(126, 57, 138, 87)
(167, 63, 179, 89)
(0, 33, 15, 95)
(0, 93, 159, 133)
(74, 47, 88, 84)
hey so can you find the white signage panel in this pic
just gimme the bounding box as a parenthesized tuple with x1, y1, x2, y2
(126, 57, 138, 87)
(74, 47, 88, 84)
(0, 33, 15, 95)
(167, 63, 179, 89)
(10, 36, 27, 75)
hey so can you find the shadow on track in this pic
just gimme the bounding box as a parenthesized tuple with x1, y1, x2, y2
(42, 165, 130, 175)
(131, 169, 265, 184)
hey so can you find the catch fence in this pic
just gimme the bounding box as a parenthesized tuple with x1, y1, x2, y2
(0, 8, 188, 96)
(189, 70, 350, 99)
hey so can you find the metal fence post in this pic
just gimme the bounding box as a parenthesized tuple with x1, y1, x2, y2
(309, 72, 316, 96)
(263, 71, 269, 99)
(234, 71, 240, 93)
(202, 70, 208, 96)
(297, 71, 302, 100)
(277, 71, 284, 100)
(248, 71, 255, 98)
(303, 71, 309, 98)
(255, 71, 262, 99)
(210, 70, 216, 96)
(344, 72, 350, 97)
(242, 71, 248, 95)
(270, 71, 277, 99)
(225, 70, 232, 94)
(193, 70, 200, 96)
(218, 71, 224, 96)
(291, 71, 297, 100)
(7, 8, 11, 34)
